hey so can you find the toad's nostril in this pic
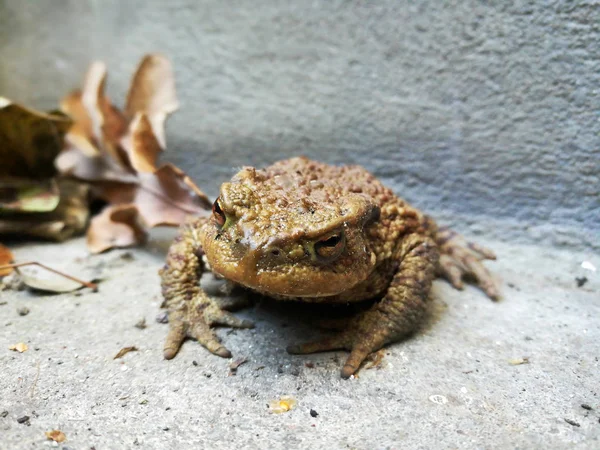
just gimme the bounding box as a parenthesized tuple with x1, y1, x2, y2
(270, 249, 280, 256)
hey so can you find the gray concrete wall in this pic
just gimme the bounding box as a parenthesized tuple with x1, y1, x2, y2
(1, 0, 598, 248)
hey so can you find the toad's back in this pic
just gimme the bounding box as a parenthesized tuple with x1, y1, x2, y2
(261, 157, 397, 209)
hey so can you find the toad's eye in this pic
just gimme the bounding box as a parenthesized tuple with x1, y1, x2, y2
(314, 232, 345, 262)
(212, 198, 226, 227)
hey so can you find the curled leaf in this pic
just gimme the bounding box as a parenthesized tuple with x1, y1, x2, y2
(121, 113, 162, 173)
(135, 163, 211, 227)
(87, 205, 147, 254)
(125, 54, 178, 148)
(78, 61, 128, 163)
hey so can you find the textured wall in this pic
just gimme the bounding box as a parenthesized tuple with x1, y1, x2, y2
(1, 0, 598, 248)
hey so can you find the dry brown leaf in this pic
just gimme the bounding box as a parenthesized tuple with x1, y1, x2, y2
(56, 147, 137, 184)
(76, 61, 128, 164)
(0, 98, 72, 179)
(114, 346, 138, 359)
(121, 113, 162, 173)
(45, 430, 66, 443)
(0, 243, 13, 277)
(134, 164, 211, 227)
(9, 342, 28, 353)
(125, 54, 178, 149)
(57, 54, 210, 253)
(87, 205, 147, 254)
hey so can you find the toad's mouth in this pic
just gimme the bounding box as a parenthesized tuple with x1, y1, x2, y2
(208, 251, 369, 298)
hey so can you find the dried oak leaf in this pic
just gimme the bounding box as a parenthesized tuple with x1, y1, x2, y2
(0, 243, 13, 277)
(125, 54, 179, 149)
(45, 430, 66, 443)
(86, 205, 147, 254)
(56, 54, 210, 253)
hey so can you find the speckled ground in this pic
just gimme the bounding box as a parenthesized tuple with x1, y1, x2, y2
(0, 230, 598, 450)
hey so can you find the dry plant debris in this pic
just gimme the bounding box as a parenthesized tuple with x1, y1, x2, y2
(508, 357, 530, 366)
(56, 54, 210, 253)
(364, 348, 386, 370)
(0, 99, 89, 242)
(268, 396, 297, 414)
(8, 343, 28, 353)
(45, 430, 67, 443)
(114, 346, 138, 359)
(228, 357, 248, 376)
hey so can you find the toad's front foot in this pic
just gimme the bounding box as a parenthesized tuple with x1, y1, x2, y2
(287, 312, 395, 379)
(163, 299, 254, 360)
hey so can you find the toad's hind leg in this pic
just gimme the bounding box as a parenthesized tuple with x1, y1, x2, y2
(288, 234, 438, 378)
(160, 218, 254, 360)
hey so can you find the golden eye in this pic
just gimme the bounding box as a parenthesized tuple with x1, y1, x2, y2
(314, 232, 345, 262)
(212, 198, 226, 227)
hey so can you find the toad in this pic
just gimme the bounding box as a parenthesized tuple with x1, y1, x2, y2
(160, 157, 499, 378)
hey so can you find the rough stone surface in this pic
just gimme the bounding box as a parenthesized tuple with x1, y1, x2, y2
(0, 0, 598, 249)
(0, 232, 599, 449)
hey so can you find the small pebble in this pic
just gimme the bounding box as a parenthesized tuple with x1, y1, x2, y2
(155, 311, 169, 324)
(17, 307, 30, 316)
(17, 415, 30, 424)
(0, 411, 8, 418)
(310, 409, 318, 418)
(581, 404, 593, 411)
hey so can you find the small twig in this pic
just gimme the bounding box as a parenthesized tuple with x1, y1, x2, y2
(29, 360, 41, 399)
(0, 262, 98, 291)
